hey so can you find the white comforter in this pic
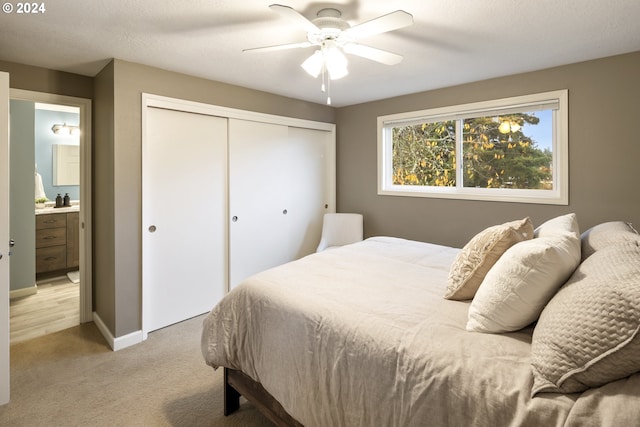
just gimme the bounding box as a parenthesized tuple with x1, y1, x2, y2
(201, 237, 640, 427)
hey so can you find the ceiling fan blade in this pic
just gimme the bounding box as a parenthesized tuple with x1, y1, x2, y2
(243, 41, 313, 53)
(269, 4, 320, 33)
(343, 10, 413, 39)
(343, 43, 403, 65)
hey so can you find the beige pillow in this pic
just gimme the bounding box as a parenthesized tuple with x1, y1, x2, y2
(530, 241, 640, 396)
(445, 217, 533, 300)
(580, 221, 640, 261)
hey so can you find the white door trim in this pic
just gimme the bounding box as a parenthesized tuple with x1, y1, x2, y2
(143, 93, 336, 132)
(1, 71, 10, 405)
(9, 89, 93, 323)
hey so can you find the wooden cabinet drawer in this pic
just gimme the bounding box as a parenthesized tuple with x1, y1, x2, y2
(36, 246, 67, 273)
(35, 211, 79, 276)
(66, 212, 80, 268)
(36, 227, 66, 248)
(36, 213, 67, 230)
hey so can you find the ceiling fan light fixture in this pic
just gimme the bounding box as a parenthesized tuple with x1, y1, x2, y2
(261, 5, 414, 104)
(301, 44, 348, 80)
(327, 61, 348, 80)
(328, 67, 349, 80)
(323, 42, 348, 80)
(301, 50, 324, 78)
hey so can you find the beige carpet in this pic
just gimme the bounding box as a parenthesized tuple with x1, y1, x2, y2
(0, 315, 273, 426)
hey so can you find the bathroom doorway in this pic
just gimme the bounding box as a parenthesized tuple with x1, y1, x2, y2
(8, 90, 92, 343)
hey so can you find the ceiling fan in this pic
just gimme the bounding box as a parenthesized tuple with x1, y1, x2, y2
(244, 4, 414, 104)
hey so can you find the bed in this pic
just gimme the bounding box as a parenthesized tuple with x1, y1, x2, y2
(201, 215, 640, 426)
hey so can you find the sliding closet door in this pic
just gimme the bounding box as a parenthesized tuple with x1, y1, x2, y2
(228, 120, 333, 289)
(287, 126, 332, 259)
(228, 119, 290, 288)
(143, 107, 227, 333)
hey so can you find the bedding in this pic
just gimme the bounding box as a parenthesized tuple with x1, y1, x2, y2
(201, 236, 640, 426)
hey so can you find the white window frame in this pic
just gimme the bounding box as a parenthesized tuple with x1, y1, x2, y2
(377, 90, 569, 205)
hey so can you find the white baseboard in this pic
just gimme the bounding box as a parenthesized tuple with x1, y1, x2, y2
(92, 312, 143, 351)
(10, 285, 37, 300)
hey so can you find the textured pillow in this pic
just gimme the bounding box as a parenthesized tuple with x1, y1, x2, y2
(445, 218, 533, 300)
(530, 241, 640, 396)
(467, 221, 581, 333)
(580, 221, 640, 261)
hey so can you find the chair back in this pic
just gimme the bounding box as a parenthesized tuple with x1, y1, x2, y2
(316, 213, 364, 252)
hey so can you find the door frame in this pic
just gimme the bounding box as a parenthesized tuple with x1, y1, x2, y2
(10, 89, 93, 323)
(1, 71, 9, 405)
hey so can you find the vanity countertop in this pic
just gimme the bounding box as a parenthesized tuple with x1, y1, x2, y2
(35, 205, 80, 215)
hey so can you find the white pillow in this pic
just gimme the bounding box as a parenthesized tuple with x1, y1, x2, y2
(467, 213, 580, 333)
(534, 212, 579, 238)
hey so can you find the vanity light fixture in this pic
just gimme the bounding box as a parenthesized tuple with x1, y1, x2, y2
(51, 123, 80, 136)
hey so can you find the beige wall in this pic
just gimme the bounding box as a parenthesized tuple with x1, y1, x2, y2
(93, 62, 116, 332)
(335, 51, 640, 248)
(0, 60, 93, 99)
(98, 59, 335, 337)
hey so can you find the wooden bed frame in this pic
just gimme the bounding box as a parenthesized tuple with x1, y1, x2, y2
(224, 368, 303, 427)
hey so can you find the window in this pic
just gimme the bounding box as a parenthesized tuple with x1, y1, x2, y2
(378, 90, 568, 204)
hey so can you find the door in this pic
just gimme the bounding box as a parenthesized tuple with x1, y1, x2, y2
(228, 119, 291, 288)
(1, 71, 10, 404)
(143, 107, 227, 334)
(228, 120, 333, 289)
(8, 90, 92, 324)
(287, 126, 332, 259)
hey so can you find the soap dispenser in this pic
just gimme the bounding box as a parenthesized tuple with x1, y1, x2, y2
(63, 193, 70, 207)
(55, 193, 63, 208)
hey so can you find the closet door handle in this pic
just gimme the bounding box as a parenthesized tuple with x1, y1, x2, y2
(282, 209, 287, 215)
(232, 216, 238, 222)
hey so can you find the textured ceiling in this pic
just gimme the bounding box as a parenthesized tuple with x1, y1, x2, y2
(1, 0, 639, 106)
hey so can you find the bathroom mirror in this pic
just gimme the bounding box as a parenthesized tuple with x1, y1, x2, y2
(52, 144, 80, 186)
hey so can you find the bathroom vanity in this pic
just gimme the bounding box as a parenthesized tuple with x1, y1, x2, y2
(35, 206, 79, 277)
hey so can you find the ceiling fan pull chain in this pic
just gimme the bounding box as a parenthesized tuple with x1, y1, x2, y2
(320, 61, 331, 105)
